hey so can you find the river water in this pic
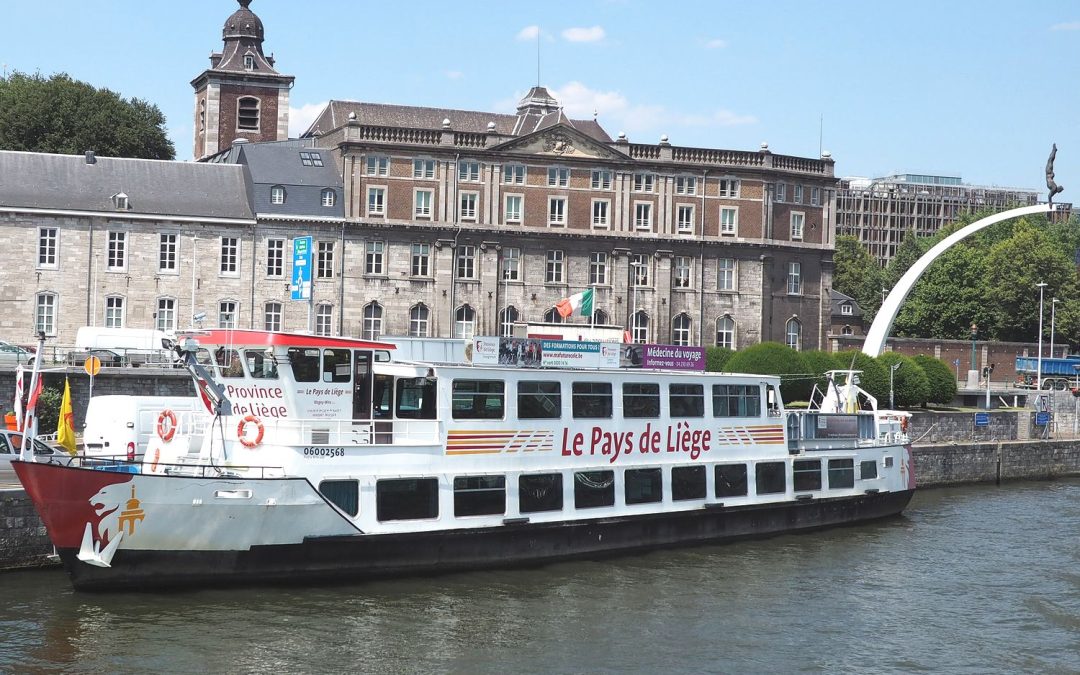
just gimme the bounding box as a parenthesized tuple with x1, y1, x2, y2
(1, 479, 1078, 674)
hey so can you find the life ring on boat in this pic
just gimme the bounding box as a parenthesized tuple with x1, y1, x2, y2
(237, 415, 265, 448)
(150, 447, 161, 472)
(157, 409, 178, 442)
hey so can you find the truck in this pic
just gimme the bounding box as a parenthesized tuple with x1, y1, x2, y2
(1014, 355, 1080, 390)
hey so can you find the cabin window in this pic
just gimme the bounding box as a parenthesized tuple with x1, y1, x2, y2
(672, 465, 706, 501)
(288, 347, 320, 382)
(860, 460, 878, 480)
(517, 381, 561, 419)
(715, 464, 748, 498)
(372, 374, 394, 420)
(215, 348, 245, 378)
(828, 459, 855, 489)
(625, 468, 662, 505)
(396, 378, 437, 419)
(622, 382, 660, 418)
(712, 384, 761, 417)
(245, 350, 278, 379)
(519, 473, 563, 513)
(453, 476, 506, 517)
(793, 459, 822, 491)
(376, 478, 439, 521)
(452, 380, 505, 419)
(571, 382, 612, 419)
(755, 461, 786, 495)
(574, 470, 615, 509)
(669, 383, 705, 418)
(322, 349, 351, 383)
(319, 479, 359, 517)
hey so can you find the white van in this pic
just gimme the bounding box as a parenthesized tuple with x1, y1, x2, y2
(74, 327, 175, 367)
(83, 395, 203, 461)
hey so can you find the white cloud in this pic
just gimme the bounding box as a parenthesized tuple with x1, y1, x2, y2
(289, 101, 328, 137)
(516, 25, 540, 41)
(445, 70, 464, 80)
(561, 26, 606, 43)
(1051, 21, 1080, 30)
(704, 38, 727, 49)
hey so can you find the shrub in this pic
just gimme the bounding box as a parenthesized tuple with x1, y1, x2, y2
(705, 347, 735, 372)
(726, 342, 809, 403)
(800, 351, 842, 401)
(912, 354, 958, 406)
(876, 353, 930, 408)
(34, 386, 62, 433)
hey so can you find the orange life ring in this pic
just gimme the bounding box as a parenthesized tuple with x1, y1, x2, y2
(150, 447, 161, 472)
(157, 409, 178, 442)
(237, 415, 265, 448)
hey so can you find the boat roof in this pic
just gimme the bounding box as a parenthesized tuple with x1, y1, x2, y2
(178, 329, 396, 351)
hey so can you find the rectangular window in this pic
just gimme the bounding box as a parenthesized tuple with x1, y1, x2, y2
(828, 459, 855, 489)
(220, 237, 239, 275)
(459, 192, 478, 220)
(266, 239, 284, 277)
(158, 233, 177, 273)
(794, 185, 804, 204)
(669, 383, 704, 418)
(633, 173, 654, 193)
(718, 258, 736, 291)
(547, 167, 569, 187)
(623, 383, 660, 418)
(414, 189, 433, 218)
(299, 150, 324, 168)
(365, 155, 389, 176)
(413, 159, 435, 179)
(719, 179, 740, 198)
(591, 199, 610, 228)
(715, 464, 748, 497)
(517, 381, 561, 419)
(317, 241, 335, 279)
(458, 161, 480, 182)
(712, 384, 761, 417)
(755, 461, 787, 495)
(218, 300, 237, 328)
(791, 212, 805, 240)
(505, 195, 523, 223)
(545, 250, 564, 284)
(793, 459, 822, 491)
(319, 480, 358, 516)
(453, 476, 506, 517)
(675, 176, 697, 195)
(156, 298, 176, 332)
(502, 247, 521, 281)
(364, 241, 384, 276)
(632, 254, 650, 287)
(591, 169, 612, 190)
(455, 245, 476, 279)
(35, 293, 56, 336)
(270, 186, 285, 204)
(376, 478, 439, 521)
(674, 256, 692, 289)
(519, 473, 563, 513)
(811, 187, 821, 206)
(103, 296, 124, 328)
(676, 205, 694, 234)
(589, 252, 608, 286)
(503, 164, 526, 184)
(720, 207, 738, 235)
(775, 183, 786, 203)
(574, 470, 615, 509)
(634, 202, 653, 231)
(451, 380, 505, 419)
(548, 197, 567, 226)
(411, 243, 430, 277)
(787, 262, 802, 295)
(367, 187, 386, 216)
(860, 460, 879, 480)
(107, 231, 126, 271)
(625, 468, 662, 505)
(264, 302, 282, 332)
(672, 465, 707, 501)
(37, 227, 58, 269)
(572, 382, 612, 419)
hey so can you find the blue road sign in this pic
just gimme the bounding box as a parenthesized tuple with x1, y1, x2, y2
(290, 236, 312, 301)
(974, 412, 990, 427)
(1035, 411, 1051, 426)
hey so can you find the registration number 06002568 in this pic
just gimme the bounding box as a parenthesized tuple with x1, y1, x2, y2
(303, 447, 345, 458)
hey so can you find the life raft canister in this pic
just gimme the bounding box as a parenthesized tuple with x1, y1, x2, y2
(237, 415, 265, 448)
(157, 409, 178, 442)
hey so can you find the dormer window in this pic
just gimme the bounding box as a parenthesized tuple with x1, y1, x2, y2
(237, 97, 259, 131)
(112, 192, 130, 211)
(300, 151, 323, 167)
(243, 54, 255, 71)
(321, 189, 336, 207)
(271, 186, 286, 205)
(841, 303, 853, 316)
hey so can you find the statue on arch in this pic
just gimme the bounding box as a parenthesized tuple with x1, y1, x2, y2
(1046, 143, 1064, 205)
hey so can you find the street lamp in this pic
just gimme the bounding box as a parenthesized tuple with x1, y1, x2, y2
(1050, 297, 1058, 358)
(889, 362, 902, 410)
(1036, 282, 1048, 391)
(970, 323, 977, 372)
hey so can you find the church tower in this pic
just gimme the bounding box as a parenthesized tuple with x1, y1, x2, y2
(192, 0, 294, 160)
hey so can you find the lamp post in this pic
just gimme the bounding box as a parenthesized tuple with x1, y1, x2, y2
(1050, 297, 1058, 358)
(889, 362, 901, 410)
(1036, 282, 1047, 391)
(970, 323, 977, 372)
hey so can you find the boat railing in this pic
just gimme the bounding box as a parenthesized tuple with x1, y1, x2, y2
(789, 411, 892, 449)
(242, 417, 442, 447)
(60, 455, 285, 479)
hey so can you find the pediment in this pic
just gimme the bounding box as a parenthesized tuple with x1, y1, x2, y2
(493, 125, 630, 161)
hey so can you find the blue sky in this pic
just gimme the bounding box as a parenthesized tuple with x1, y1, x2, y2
(3, 0, 1078, 191)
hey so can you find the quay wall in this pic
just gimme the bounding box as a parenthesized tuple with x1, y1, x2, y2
(0, 490, 55, 569)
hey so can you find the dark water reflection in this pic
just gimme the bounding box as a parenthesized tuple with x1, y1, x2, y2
(2, 479, 1078, 673)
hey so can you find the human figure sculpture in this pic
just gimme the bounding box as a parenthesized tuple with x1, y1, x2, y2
(1046, 143, 1064, 205)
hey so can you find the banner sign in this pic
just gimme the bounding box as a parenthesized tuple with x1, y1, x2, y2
(472, 337, 620, 369)
(290, 236, 312, 301)
(622, 344, 706, 371)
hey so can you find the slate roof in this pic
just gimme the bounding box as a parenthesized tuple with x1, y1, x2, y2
(231, 142, 344, 218)
(0, 151, 253, 220)
(830, 290, 864, 318)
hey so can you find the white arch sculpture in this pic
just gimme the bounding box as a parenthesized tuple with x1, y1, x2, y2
(861, 203, 1052, 357)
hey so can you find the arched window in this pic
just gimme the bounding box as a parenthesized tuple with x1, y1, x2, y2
(631, 310, 649, 344)
(362, 302, 383, 340)
(237, 96, 260, 131)
(593, 309, 609, 325)
(672, 313, 692, 346)
(454, 304, 476, 339)
(786, 318, 802, 351)
(316, 303, 334, 336)
(543, 307, 563, 324)
(841, 325, 853, 336)
(499, 306, 519, 337)
(321, 189, 336, 207)
(409, 304, 430, 337)
(716, 316, 736, 350)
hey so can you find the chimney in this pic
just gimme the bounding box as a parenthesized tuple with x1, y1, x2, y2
(85, 150, 96, 165)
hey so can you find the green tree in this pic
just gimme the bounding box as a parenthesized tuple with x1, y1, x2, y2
(833, 235, 885, 321)
(704, 347, 734, 372)
(884, 228, 928, 291)
(877, 353, 930, 408)
(912, 354, 958, 406)
(34, 386, 62, 434)
(0, 72, 175, 159)
(833, 350, 890, 404)
(892, 242, 995, 339)
(725, 342, 809, 403)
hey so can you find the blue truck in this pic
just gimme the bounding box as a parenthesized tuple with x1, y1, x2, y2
(1014, 355, 1080, 390)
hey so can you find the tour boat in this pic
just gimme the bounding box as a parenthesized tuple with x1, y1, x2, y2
(14, 330, 915, 591)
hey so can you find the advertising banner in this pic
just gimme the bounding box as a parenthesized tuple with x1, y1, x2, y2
(622, 344, 706, 371)
(472, 337, 620, 369)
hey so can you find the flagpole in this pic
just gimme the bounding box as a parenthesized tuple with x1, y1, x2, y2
(19, 332, 46, 461)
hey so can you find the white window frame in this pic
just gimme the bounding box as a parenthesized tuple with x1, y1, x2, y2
(719, 178, 741, 198)
(362, 302, 383, 340)
(454, 304, 476, 340)
(547, 167, 569, 187)
(104, 295, 125, 328)
(589, 252, 608, 286)
(775, 183, 786, 203)
(720, 207, 738, 236)
(674, 256, 692, 289)
(107, 231, 127, 272)
(591, 169, 612, 190)
(414, 189, 433, 219)
(459, 191, 479, 221)
(672, 314, 692, 346)
(411, 243, 430, 277)
(367, 186, 386, 216)
(317, 241, 335, 279)
(841, 304, 853, 316)
(270, 185, 285, 205)
(35, 292, 57, 336)
(315, 303, 334, 337)
(504, 194, 523, 223)
(718, 258, 736, 292)
(158, 232, 178, 274)
(365, 155, 389, 177)
(716, 316, 736, 349)
(218, 300, 238, 329)
(548, 196, 567, 227)
(675, 176, 697, 195)
(156, 297, 177, 332)
(455, 245, 476, 280)
(634, 201, 653, 231)
(413, 158, 436, 179)
(591, 199, 610, 229)
(503, 164, 526, 184)
(458, 161, 481, 182)
(266, 238, 284, 278)
(321, 189, 336, 208)
(364, 241, 385, 276)
(37, 227, 58, 270)
(787, 262, 802, 295)
(633, 173, 655, 193)
(794, 185, 804, 204)
(676, 204, 695, 234)
(264, 302, 283, 332)
(502, 247, 521, 281)
(811, 187, 821, 206)
(220, 236, 239, 276)
(632, 254, 651, 287)
(409, 304, 430, 337)
(546, 250, 565, 284)
(791, 211, 805, 240)
(786, 318, 802, 351)
(631, 311, 649, 344)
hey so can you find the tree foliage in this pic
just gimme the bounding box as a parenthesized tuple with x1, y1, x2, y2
(912, 354, 958, 406)
(725, 342, 809, 403)
(800, 350, 841, 400)
(0, 72, 175, 159)
(833, 351, 889, 404)
(876, 353, 930, 409)
(833, 235, 885, 322)
(704, 347, 734, 372)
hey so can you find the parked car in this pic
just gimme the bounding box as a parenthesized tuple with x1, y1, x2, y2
(67, 348, 125, 368)
(0, 341, 35, 366)
(0, 430, 70, 483)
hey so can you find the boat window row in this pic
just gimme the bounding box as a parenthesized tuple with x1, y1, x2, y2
(195, 347, 391, 382)
(452, 379, 763, 421)
(317, 458, 881, 521)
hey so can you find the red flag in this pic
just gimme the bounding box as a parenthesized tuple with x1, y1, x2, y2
(26, 375, 43, 412)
